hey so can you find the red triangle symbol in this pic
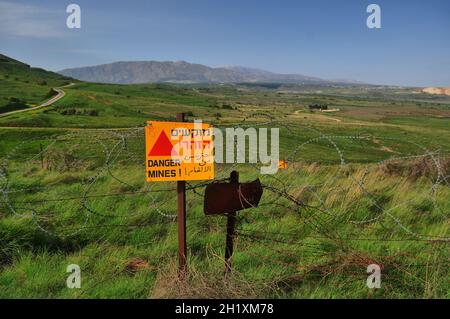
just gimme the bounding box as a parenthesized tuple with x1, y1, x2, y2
(149, 131, 178, 156)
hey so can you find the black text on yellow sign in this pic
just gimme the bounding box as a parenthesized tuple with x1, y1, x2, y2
(145, 121, 214, 182)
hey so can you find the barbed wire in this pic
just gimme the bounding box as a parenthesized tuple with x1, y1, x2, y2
(1, 114, 449, 293)
(1, 118, 449, 237)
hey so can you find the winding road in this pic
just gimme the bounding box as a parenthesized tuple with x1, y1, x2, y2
(0, 83, 74, 118)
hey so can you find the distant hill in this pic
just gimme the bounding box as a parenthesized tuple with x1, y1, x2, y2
(58, 60, 344, 85)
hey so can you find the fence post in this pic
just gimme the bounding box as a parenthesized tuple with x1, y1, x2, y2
(224, 170, 239, 277)
(176, 112, 187, 280)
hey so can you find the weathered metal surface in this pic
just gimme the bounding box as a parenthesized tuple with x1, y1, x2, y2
(176, 112, 187, 279)
(204, 178, 263, 215)
(224, 171, 239, 276)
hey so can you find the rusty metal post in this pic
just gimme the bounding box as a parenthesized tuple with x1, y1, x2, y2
(176, 112, 187, 280)
(224, 170, 239, 277)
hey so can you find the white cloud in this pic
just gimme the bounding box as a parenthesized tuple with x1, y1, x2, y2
(0, 1, 67, 38)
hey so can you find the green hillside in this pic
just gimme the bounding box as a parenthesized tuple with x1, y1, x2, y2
(0, 54, 73, 113)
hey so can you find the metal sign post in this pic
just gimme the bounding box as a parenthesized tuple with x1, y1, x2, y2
(145, 113, 215, 280)
(203, 170, 263, 277)
(176, 112, 187, 280)
(224, 171, 238, 276)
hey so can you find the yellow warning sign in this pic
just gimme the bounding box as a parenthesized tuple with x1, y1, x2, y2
(145, 121, 214, 182)
(278, 160, 288, 170)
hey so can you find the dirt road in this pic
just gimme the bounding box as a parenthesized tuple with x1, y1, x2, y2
(0, 83, 74, 118)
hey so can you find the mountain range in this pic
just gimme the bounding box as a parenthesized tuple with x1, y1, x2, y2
(58, 61, 360, 85)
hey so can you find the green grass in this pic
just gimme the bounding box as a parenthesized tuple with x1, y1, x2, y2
(0, 127, 448, 298)
(0, 54, 449, 298)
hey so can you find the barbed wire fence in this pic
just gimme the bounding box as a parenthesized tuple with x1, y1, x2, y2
(0, 114, 449, 296)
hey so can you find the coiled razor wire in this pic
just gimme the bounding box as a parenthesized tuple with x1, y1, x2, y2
(0, 115, 449, 242)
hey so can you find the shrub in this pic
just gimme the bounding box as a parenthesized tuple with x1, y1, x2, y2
(86, 109, 98, 116)
(43, 147, 81, 172)
(379, 157, 450, 182)
(59, 108, 77, 116)
(45, 88, 58, 98)
(308, 103, 328, 110)
(2, 97, 27, 112)
(8, 97, 21, 103)
(58, 108, 99, 116)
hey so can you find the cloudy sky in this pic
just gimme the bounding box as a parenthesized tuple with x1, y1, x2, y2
(1, 0, 449, 86)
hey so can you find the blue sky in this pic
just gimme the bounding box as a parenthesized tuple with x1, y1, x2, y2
(0, 0, 449, 86)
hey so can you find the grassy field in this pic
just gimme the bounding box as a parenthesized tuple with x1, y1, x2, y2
(0, 56, 449, 299)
